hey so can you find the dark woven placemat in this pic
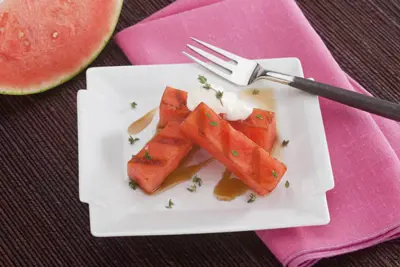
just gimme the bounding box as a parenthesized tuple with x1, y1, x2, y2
(1, 1, 399, 266)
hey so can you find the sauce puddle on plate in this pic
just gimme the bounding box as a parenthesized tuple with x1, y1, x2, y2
(214, 169, 248, 201)
(152, 147, 213, 195)
(240, 88, 276, 111)
(127, 107, 158, 135)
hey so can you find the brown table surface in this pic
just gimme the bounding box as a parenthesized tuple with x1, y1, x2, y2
(1, 0, 399, 266)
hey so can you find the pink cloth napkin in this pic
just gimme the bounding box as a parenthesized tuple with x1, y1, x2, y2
(115, 0, 400, 266)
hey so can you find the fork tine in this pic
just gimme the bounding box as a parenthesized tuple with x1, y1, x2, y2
(186, 44, 233, 71)
(182, 51, 231, 80)
(190, 37, 242, 62)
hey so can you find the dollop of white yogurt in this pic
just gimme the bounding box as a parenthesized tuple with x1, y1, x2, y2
(186, 84, 253, 121)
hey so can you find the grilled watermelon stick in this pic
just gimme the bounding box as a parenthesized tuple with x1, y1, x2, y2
(230, 109, 277, 153)
(180, 102, 287, 196)
(158, 87, 191, 129)
(128, 121, 193, 194)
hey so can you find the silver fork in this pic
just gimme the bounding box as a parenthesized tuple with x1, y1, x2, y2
(183, 37, 400, 121)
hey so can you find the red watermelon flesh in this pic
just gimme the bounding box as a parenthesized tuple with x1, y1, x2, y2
(158, 86, 191, 128)
(230, 109, 277, 153)
(0, 0, 122, 95)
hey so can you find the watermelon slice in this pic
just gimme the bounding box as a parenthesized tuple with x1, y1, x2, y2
(0, 0, 123, 95)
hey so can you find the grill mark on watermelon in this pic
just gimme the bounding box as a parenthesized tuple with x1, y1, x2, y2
(161, 101, 180, 109)
(199, 107, 208, 139)
(0, 12, 9, 28)
(130, 157, 164, 166)
(222, 120, 231, 159)
(0, 51, 16, 61)
(156, 137, 189, 146)
(160, 98, 186, 109)
(198, 128, 206, 137)
(175, 89, 187, 107)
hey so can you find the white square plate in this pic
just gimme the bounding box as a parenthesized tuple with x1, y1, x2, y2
(78, 58, 334, 236)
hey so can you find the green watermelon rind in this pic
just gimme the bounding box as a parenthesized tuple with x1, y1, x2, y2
(0, 0, 123, 96)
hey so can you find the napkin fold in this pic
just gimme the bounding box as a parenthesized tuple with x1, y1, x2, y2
(115, 0, 400, 266)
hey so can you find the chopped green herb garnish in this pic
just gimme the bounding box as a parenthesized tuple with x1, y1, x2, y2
(198, 75, 207, 84)
(197, 75, 223, 106)
(204, 83, 212, 90)
(144, 151, 152, 159)
(216, 91, 224, 106)
(285, 180, 290, 188)
(247, 193, 257, 203)
(231, 150, 239, 157)
(128, 136, 140, 145)
(198, 75, 212, 89)
(272, 170, 278, 177)
(255, 114, 263, 120)
(129, 180, 137, 190)
(205, 113, 211, 118)
(252, 89, 260, 95)
(187, 184, 197, 192)
(209, 121, 218, 126)
(187, 176, 202, 192)
(282, 140, 290, 147)
(165, 199, 174, 209)
(193, 176, 203, 187)
(130, 102, 137, 109)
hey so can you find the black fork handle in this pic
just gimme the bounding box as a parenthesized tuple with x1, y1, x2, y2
(263, 71, 400, 121)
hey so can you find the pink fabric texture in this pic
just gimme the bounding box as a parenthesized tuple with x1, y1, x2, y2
(114, 0, 400, 266)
